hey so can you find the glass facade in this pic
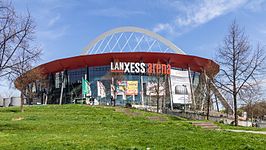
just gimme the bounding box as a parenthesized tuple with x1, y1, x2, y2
(88, 66, 110, 104)
(68, 68, 87, 84)
(30, 64, 200, 109)
(67, 68, 87, 102)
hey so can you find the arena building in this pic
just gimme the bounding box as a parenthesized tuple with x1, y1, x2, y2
(16, 26, 233, 113)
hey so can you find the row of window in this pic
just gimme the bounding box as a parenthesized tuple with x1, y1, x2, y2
(50, 65, 200, 104)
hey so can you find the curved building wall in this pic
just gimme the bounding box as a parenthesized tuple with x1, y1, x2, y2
(18, 52, 218, 111)
(32, 64, 200, 108)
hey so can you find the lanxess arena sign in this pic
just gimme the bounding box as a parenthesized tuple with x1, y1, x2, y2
(111, 62, 171, 75)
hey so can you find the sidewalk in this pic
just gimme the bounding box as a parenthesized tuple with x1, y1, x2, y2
(225, 129, 266, 135)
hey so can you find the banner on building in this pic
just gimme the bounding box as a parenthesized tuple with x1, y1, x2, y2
(170, 69, 191, 104)
(126, 81, 138, 95)
(82, 78, 91, 98)
(97, 81, 106, 98)
(110, 84, 115, 97)
(116, 80, 138, 96)
(116, 80, 127, 96)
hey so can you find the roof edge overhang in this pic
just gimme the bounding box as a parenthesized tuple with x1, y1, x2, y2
(16, 52, 219, 83)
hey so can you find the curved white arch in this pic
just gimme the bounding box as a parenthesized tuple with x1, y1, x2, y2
(82, 26, 185, 55)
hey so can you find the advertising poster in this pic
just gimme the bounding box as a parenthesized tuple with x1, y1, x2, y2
(126, 81, 138, 95)
(116, 81, 127, 95)
(116, 81, 138, 97)
(170, 69, 191, 104)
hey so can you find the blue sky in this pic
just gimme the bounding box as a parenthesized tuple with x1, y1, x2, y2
(1, 0, 266, 96)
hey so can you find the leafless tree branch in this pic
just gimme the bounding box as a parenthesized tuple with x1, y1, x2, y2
(215, 20, 266, 126)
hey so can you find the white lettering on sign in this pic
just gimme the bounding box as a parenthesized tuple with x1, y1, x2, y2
(111, 61, 171, 75)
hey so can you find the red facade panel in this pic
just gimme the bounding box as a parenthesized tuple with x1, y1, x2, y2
(34, 52, 219, 77)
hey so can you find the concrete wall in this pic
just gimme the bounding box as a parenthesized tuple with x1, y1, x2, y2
(0, 97, 21, 107)
(0, 95, 3, 107)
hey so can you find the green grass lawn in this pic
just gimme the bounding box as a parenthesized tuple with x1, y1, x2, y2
(0, 105, 265, 150)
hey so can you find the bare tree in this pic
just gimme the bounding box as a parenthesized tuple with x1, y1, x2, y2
(0, 1, 41, 111)
(147, 74, 167, 113)
(215, 20, 266, 126)
(10, 41, 41, 112)
(0, 1, 40, 79)
(239, 84, 262, 122)
(14, 68, 44, 112)
(241, 101, 266, 120)
(102, 71, 125, 97)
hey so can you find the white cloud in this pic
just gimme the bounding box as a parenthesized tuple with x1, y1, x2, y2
(38, 25, 69, 40)
(245, 0, 266, 12)
(176, 0, 247, 27)
(48, 14, 61, 27)
(153, 23, 174, 34)
(259, 27, 266, 34)
(88, 7, 146, 18)
(153, 0, 247, 36)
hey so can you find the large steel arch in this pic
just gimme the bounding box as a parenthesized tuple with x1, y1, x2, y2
(82, 26, 185, 55)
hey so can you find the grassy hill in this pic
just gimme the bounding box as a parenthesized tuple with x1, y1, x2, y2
(0, 105, 265, 149)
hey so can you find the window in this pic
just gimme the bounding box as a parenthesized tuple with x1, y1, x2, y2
(55, 72, 60, 88)
(68, 68, 87, 84)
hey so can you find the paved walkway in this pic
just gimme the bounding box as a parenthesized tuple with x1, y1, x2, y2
(225, 129, 266, 135)
(192, 122, 220, 129)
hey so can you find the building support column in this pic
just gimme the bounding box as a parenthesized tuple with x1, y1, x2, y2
(203, 70, 211, 120)
(214, 94, 219, 112)
(45, 73, 52, 105)
(168, 74, 173, 111)
(59, 71, 65, 105)
(44, 94, 48, 105)
(140, 75, 144, 106)
(165, 59, 173, 111)
(188, 67, 195, 110)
